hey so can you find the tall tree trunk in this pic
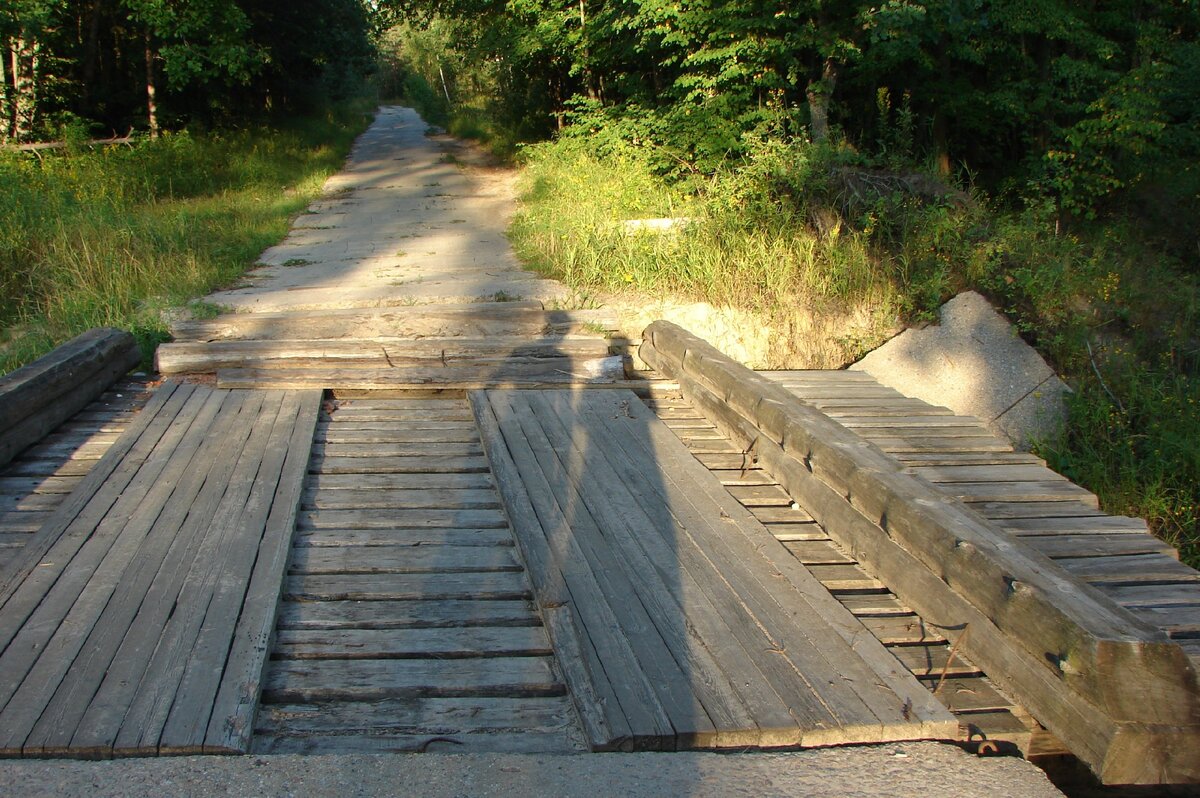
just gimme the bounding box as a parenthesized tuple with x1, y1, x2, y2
(806, 58, 838, 143)
(144, 28, 158, 138)
(80, 0, 106, 113)
(11, 30, 37, 143)
(1, 37, 10, 143)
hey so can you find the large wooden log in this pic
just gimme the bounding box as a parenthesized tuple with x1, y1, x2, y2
(0, 328, 140, 470)
(640, 319, 1200, 786)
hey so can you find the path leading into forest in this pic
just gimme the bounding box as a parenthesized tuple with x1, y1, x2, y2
(204, 106, 568, 313)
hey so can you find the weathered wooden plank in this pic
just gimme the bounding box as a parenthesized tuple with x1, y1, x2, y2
(28, 391, 263, 756)
(289, 545, 521, 575)
(889, 644, 984, 679)
(970, 501, 1107, 519)
(472, 392, 667, 749)
(0, 385, 226, 754)
(301, 487, 499, 510)
(0, 382, 180, 600)
(262, 657, 565, 702)
(895, 452, 1046, 466)
(254, 696, 575, 735)
(276, 599, 538, 630)
(284, 572, 531, 602)
(307, 472, 491, 491)
(943, 481, 1099, 507)
(0, 328, 140, 470)
(156, 336, 612, 373)
(311, 455, 490, 474)
(1024, 534, 1178, 560)
(0, 476, 80, 495)
(997, 515, 1150, 535)
(723, 484, 794, 506)
(546, 390, 956, 741)
(1096, 584, 1200, 608)
(78, 391, 279, 756)
(314, 427, 480, 444)
(525, 390, 795, 747)
(204, 390, 322, 754)
(747, 504, 815, 524)
(218, 362, 626, 391)
(295, 527, 513, 548)
(781, 540, 854, 565)
(314, 442, 483, 458)
(911, 464, 1069, 484)
(273, 627, 552, 659)
(1056, 554, 1200, 586)
(927, 678, 1015, 713)
(297, 508, 508, 530)
(859, 615, 948, 645)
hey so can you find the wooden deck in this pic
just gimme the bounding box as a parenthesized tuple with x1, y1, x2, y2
(0, 381, 320, 756)
(473, 388, 957, 750)
(255, 396, 582, 754)
(761, 369, 1200, 664)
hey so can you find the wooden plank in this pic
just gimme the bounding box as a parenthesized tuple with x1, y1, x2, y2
(311, 455, 490, 474)
(0, 385, 227, 753)
(276, 599, 537, 630)
(203, 390, 322, 754)
(522, 390, 792, 747)
(307, 472, 491, 491)
(27, 391, 263, 756)
(1096, 584, 1200, 608)
(0, 381, 184, 600)
(927, 678, 1016, 713)
(889, 645, 984, 678)
(218, 364, 626, 391)
(301, 487, 499, 510)
(971, 501, 1106, 519)
(859, 615, 948, 645)
(472, 392, 668, 748)
(998, 515, 1150, 535)
(273, 627, 552, 659)
(134, 392, 300, 755)
(289, 545, 521, 575)
(295, 528, 513, 548)
(315, 427, 480, 444)
(911, 464, 1069, 484)
(543, 390, 956, 741)
(314, 442, 483, 458)
(723, 484, 795, 507)
(942, 481, 1098, 507)
(261, 657, 565, 702)
(297, 508, 508, 530)
(284, 572, 531, 602)
(1024, 534, 1177, 560)
(156, 336, 612, 373)
(254, 696, 575, 735)
(1056, 554, 1200, 586)
(0, 328, 140, 469)
(895, 452, 1045, 466)
(76, 391, 283, 753)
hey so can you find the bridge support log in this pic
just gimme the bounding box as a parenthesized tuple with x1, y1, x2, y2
(640, 319, 1200, 786)
(0, 328, 141, 469)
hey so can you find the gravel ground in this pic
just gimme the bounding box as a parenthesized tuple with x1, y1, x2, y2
(0, 743, 1064, 798)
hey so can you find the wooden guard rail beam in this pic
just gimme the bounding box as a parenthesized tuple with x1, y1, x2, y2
(0, 328, 141, 470)
(640, 320, 1200, 786)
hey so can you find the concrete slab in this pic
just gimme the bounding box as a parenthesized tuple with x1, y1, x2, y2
(850, 291, 1068, 449)
(0, 744, 1064, 798)
(204, 106, 569, 312)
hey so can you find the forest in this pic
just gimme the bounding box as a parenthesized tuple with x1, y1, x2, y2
(2, 1, 1199, 562)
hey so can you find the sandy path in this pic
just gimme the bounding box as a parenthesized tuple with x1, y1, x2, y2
(204, 106, 569, 313)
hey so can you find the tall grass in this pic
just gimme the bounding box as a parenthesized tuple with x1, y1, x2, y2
(0, 105, 373, 372)
(512, 132, 1200, 567)
(510, 137, 901, 365)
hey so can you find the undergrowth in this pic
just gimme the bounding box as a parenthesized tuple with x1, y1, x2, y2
(512, 130, 1200, 567)
(0, 103, 373, 371)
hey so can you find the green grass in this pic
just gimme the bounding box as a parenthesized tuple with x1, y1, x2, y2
(511, 132, 1200, 568)
(509, 137, 901, 366)
(0, 104, 374, 372)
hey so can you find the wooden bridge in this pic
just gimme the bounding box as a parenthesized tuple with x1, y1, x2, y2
(0, 302, 1197, 786)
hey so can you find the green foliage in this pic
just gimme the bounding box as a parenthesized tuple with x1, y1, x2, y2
(0, 104, 370, 372)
